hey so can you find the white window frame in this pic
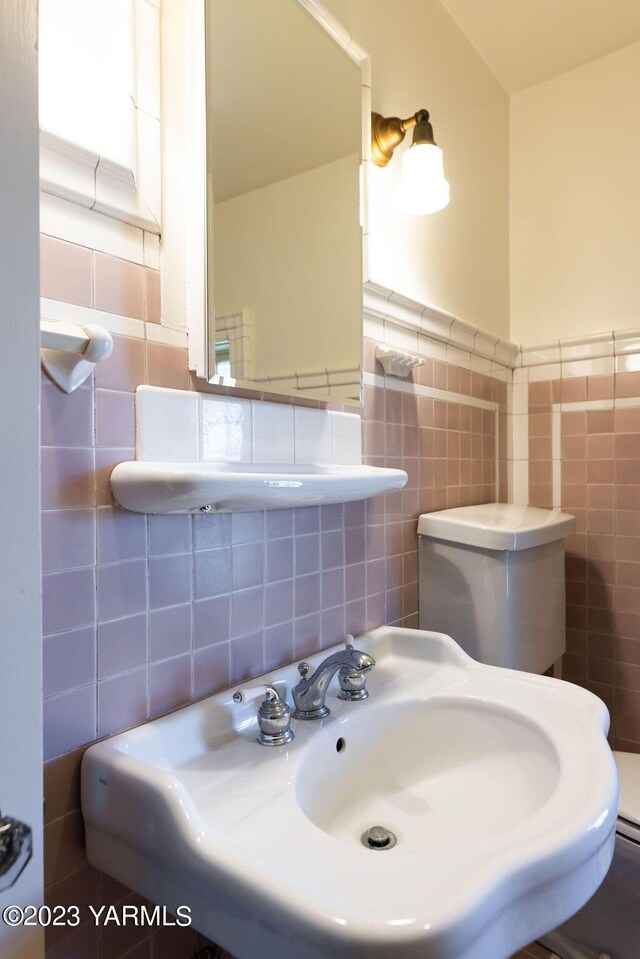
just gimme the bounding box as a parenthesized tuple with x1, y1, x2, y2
(39, 0, 161, 234)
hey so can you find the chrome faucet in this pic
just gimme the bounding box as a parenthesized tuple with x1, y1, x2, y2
(292, 640, 375, 720)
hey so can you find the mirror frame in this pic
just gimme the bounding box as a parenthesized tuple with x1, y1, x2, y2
(202, 0, 371, 403)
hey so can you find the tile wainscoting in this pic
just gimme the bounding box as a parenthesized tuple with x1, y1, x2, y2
(526, 367, 640, 755)
(41, 236, 508, 958)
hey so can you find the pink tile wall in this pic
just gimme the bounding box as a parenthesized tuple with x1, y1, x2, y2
(529, 374, 640, 754)
(41, 235, 160, 323)
(41, 236, 508, 958)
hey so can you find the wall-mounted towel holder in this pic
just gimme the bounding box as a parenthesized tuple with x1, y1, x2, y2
(41, 319, 113, 393)
(375, 346, 424, 378)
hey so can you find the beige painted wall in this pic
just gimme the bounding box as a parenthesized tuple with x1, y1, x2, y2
(214, 153, 362, 385)
(325, 0, 511, 340)
(510, 41, 640, 345)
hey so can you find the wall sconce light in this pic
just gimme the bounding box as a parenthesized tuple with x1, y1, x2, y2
(371, 109, 450, 215)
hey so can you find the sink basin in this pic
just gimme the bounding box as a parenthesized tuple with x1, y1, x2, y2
(297, 698, 559, 851)
(82, 627, 618, 959)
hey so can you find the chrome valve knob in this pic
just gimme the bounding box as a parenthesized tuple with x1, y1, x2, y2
(337, 664, 370, 700)
(256, 685, 294, 747)
(337, 636, 372, 701)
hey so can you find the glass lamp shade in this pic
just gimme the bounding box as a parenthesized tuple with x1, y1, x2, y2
(397, 142, 450, 215)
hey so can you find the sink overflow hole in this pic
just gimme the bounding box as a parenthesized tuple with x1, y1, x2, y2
(336, 737, 345, 753)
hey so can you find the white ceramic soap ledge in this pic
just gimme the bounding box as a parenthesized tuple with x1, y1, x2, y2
(110, 461, 407, 514)
(110, 386, 407, 514)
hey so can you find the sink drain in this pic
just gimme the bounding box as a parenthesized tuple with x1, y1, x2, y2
(361, 825, 397, 850)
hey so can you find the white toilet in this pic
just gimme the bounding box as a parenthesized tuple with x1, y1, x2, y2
(418, 503, 640, 959)
(417, 502, 576, 674)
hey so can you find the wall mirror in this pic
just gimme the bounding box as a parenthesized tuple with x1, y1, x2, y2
(204, 0, 367, 404)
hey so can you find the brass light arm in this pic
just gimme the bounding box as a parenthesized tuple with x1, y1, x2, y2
(371, 109, 436, 167)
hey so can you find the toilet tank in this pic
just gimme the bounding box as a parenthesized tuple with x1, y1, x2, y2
(418, 504, 576, 674)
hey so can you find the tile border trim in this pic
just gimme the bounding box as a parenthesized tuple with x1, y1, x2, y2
(521, 329, 640, 368)
(41, 297, 187, 348)
(363, 371, 499, 412)
(363, 281, 519, 370)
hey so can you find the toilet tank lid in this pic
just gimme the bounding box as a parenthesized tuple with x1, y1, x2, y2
(615, 752, 640, 829)
(417, 503, 576, 551)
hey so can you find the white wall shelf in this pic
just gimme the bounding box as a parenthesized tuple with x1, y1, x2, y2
(110, 461, 407, 514)
(109, 384, 406, 513)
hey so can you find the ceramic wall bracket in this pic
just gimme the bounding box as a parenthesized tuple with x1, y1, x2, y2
(375, 346, 424, 378)
(41, 319, 113, 393)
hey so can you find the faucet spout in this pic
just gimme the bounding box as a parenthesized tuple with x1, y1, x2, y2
(292, 642, 375, 720)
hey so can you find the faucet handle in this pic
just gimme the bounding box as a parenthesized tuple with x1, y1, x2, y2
(256, 686, 294, 747)
(232, 684, 294, 747)
(232, 683, 279, 704)
(338, 637, 373, 702)
(338, 664, 370, 701)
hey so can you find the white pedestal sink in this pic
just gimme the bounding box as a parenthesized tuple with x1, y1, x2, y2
(82, 627, 618, 959)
